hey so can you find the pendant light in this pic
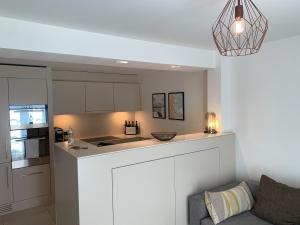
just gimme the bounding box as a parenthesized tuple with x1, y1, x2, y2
(212, 0, 268, 56)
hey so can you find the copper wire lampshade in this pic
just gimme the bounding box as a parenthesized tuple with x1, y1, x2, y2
(212, 0, 268, 56)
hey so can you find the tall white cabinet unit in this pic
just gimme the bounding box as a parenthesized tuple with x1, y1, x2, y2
(55, 133, 236, 225)
(0, 79, 10, 164)
(0, 65, 51, 215)
(0, 79, 13, 212)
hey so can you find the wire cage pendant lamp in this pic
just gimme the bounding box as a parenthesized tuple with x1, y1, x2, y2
(212, 0, 268, 56)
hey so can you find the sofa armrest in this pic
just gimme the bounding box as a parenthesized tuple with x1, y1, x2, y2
(189, 193, 208, 225)
(246, 180, 259, 200)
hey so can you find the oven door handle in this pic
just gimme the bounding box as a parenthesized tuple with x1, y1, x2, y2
(21, 171, 44, 177)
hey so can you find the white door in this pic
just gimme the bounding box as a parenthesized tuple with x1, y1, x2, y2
(175, 148, 220, 225)
(53, 81, 85, 115)
(113, 158, 175, 225)
(8, 78, 47, 105)
(114, 83, 141, 112)
(85, 83, 114, 113)
(0, 79, 10, 163)
(0, 163, 13, 206)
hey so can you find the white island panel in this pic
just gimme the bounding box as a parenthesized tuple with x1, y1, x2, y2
(175, 148, 220, 225)
(55, 133, 235, 225)
(113, 158, 175, 225)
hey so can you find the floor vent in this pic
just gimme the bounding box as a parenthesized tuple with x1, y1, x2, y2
(0, 204, 13, 215)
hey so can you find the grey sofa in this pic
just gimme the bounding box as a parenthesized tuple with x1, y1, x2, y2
(188, 181, 272, 225)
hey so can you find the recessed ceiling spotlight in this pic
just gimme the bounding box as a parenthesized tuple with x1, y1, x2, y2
(116, 60, 129, 64)
(171, 65, 181, 69)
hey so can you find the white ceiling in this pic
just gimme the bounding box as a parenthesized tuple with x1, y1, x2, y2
(0, 0, 300, 49)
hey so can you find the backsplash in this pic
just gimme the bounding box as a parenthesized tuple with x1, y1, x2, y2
(53, 112, 135, 139)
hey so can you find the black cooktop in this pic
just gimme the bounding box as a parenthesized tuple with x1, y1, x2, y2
(81, 136, 150, 147)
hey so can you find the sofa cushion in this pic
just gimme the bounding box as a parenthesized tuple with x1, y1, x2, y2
(205, 181, 254, 224)
(201, 211, 273, 225)
(252, 175, 300, 225)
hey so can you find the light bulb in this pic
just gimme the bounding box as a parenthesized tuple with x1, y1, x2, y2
(230, 18, 245, 36)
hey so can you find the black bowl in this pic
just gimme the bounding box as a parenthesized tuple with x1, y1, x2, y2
(151, 132, 177, 141)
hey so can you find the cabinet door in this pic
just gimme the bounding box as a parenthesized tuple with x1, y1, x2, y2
(0, 163, 13, 206)
(175, 148, 220, 225)
(85, 83, 114, 113)
(8, 78, 47, 105)
(0, 79, 10, 163)
(53, 81, 85, 115)
(13, 164, 50, 202)
(113, 158, 175, 225)
(114, 83, 141, 112)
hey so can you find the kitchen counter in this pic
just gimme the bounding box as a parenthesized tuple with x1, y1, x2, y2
(55, 132, 233, 158)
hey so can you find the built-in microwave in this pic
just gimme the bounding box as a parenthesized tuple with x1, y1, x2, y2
(9, 105, 49, 169)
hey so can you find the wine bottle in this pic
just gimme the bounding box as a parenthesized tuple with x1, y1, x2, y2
(135, 121, 139, 134)
(124, 120, 128, 134)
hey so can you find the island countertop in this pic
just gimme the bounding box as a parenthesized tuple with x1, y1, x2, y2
(54, 132, 234, 159)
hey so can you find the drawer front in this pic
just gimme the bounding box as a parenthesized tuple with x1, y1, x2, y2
(13, 164, 50, 202)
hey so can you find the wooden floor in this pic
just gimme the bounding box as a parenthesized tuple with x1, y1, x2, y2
(0, 206, 55, 225)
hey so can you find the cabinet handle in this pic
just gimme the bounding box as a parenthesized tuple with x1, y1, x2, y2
(6, 166, 9, 188)
(21, 171, 44, 177)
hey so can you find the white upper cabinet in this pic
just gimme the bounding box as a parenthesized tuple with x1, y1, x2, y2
(113, 158, 175, 225)
(114, 83, 141, 112)
(53, 81, 141, 115)
(8, 78, 48, 105)
(53, 81, 85, 115)
(85, 83, 114, 113)
(0, 163, 13, 206)
(0, 79, 10, 164)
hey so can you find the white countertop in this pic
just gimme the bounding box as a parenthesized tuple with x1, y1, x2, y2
(55, 132, 234, 159)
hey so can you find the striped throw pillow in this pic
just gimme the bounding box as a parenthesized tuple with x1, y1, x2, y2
(205, 181, 254, 224)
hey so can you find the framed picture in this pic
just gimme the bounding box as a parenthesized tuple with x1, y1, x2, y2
(152, 93, 166, 119)
(168, 92, 185, 120)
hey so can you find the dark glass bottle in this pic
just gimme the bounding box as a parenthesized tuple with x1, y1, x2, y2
(135, 121, 139, 134)
(124, 120, 128, 134)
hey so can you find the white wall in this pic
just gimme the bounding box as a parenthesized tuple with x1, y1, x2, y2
(53, 112, 135, 139)
(225, 35, 300, 187)
(0, 16, 216, 70)
(207, 57, 222, 132)
(135, 70, 207, 137)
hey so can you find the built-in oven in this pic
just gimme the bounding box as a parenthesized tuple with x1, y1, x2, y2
(9, 105, 49, 169)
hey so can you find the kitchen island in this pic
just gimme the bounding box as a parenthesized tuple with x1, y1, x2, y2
(54, 132, 235, 225)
